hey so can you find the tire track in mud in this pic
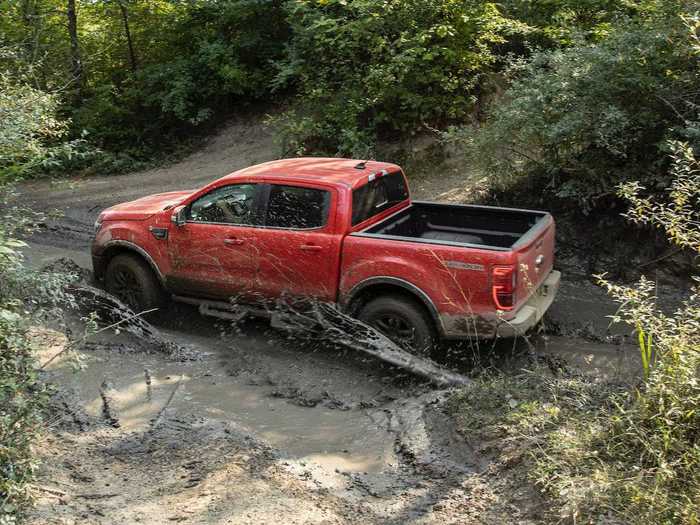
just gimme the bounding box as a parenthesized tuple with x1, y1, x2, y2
(34, 320, 495, 524)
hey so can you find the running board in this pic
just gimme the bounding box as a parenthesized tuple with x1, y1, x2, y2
(172, 295, 262, 322)
(199, 302, 248, 322)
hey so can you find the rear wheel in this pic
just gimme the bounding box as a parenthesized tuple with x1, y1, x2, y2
(357, 295, 437, 357)
(105, 253, 165, 313)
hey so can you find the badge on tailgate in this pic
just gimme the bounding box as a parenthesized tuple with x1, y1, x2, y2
(445, 261, 485, 272)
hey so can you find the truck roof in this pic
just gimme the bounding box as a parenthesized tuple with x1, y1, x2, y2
(221, 157, 402, 189)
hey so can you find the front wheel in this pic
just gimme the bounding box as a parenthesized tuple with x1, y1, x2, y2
(104, 253, 165, 313)
(357, 295, 437, 357)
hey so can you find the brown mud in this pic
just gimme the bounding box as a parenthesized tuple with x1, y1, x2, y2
(16, 116, 676, 524)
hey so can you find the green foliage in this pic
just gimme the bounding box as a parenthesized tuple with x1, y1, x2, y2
(450, 349, 700, 524)
(570, 143, 700, 523)
(620, 141, 700, 252)
(0, 190, 81, 522)
(0, 0, 288, 159)
(0, 77, 84, 513)
(0, 207, 44, 523)
(0, 69, 95, 181)
(499, 0, 678, 45)
(4, 0, 694, 171)
(271, 0, 523, 156)
(72, 0, 288, 151)
(456, 7, 699, 213)
(447, 143, 700, 525)
(0, 306, 46, 524)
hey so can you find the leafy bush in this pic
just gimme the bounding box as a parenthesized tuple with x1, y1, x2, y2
(0, 72, 95, 181)
(597, 144, 700, 523)
(72, 0, 288, 152)
(499, 0, 674, 45)
(449, 143, 700, 524)
(272, 0, 523, 156)
(0, 309, 47, 524)
(0, 206, 46, 523)
(0, 69, 82, 521)
(455, 8, 699, 213)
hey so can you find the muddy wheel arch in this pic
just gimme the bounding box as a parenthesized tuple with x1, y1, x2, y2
(343, 278, 444, 335)
(94, 241, 166, 287)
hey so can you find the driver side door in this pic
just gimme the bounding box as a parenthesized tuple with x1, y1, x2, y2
(166, 183, 262, 301)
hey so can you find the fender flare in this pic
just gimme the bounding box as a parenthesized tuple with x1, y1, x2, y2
(343, 276, 444, 335)
(99, 240, 166, 286)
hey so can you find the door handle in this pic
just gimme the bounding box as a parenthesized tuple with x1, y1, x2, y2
(223, 238, 244, 246)
(299, 244, 322, 252)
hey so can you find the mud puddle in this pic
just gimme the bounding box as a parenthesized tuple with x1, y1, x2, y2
(46, 340, 397, 475)
(535, 335, 641, 382)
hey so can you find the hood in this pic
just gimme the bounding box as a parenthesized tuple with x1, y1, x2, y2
(100, 190, 194, 221)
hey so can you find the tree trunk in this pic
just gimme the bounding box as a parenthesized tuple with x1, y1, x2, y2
(66, 0, 84, 98)
(117, 0, 137, 72)
(21, 0, 42, 87)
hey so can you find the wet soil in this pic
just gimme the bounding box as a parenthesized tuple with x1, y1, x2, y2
(16, 115, 675, 524)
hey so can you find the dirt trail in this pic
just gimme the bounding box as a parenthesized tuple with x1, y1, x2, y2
(18, 115, 649, 524)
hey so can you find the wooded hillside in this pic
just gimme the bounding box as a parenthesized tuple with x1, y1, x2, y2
(2, 0, 697, 214)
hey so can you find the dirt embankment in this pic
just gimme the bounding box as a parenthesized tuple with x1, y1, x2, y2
(18, 114, 675, 524)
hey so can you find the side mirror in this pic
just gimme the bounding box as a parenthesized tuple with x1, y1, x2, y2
(170, 206, 187, 227)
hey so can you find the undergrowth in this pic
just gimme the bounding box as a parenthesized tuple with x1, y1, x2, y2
(0, 222, 44, 524)
(449, 143, 700, 524)
(0, 196, 78, 522)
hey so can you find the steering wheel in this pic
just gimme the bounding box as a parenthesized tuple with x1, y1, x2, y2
(229, 200, 248, 218)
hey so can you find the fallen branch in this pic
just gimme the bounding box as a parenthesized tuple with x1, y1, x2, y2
(151, 374, 184, 430)
(40, 306, 158, 369)
(99, 379, 120, 428)
(75, 493, 119, 500)
(30, 485, 67, 497)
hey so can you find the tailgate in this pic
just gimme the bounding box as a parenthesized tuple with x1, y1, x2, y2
(513, 214, 555, 309)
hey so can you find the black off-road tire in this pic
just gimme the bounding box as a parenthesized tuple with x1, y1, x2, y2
(105, 253, 166, 313)
(357, 294, 438, 357)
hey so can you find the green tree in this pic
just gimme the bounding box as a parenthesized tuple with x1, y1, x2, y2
(272, 0, 524, 156)
(457, 7, 699, 213)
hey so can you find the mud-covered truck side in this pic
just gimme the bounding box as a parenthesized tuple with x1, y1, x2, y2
(92, 158, 561, 353)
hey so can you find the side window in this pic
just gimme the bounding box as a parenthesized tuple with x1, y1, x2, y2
(265, 185, 330, 229)
(188, 184, 259, 225)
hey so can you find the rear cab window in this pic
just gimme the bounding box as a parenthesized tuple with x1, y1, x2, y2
(352, 170, 409, 226)
(264, 184, 331, 229)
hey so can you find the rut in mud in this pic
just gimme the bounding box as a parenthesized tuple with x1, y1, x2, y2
(33, 314, 510, 524)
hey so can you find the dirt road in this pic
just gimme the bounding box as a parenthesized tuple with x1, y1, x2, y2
(20, 116, 644, 524)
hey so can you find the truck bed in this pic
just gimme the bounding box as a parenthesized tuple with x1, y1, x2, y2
(355, 201, 549, 250)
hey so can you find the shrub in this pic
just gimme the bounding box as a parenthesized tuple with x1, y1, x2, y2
(0, 69, 82, 521)
(0, 209, 45, 523)
(272, 0, 523, 156)
(455, 8, 699, 214)
(0, 302, 47, 524)
(72, 0, 288, 152)
(0, 68, 99, 181)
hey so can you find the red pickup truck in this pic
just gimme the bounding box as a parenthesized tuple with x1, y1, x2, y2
(92, 158, 560, 354)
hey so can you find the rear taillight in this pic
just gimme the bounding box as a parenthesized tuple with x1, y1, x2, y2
(492, 265, 516, 310)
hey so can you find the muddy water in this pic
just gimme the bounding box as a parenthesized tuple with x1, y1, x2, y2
(535, 335, 641, 382)
(47, 339, 397, 475)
